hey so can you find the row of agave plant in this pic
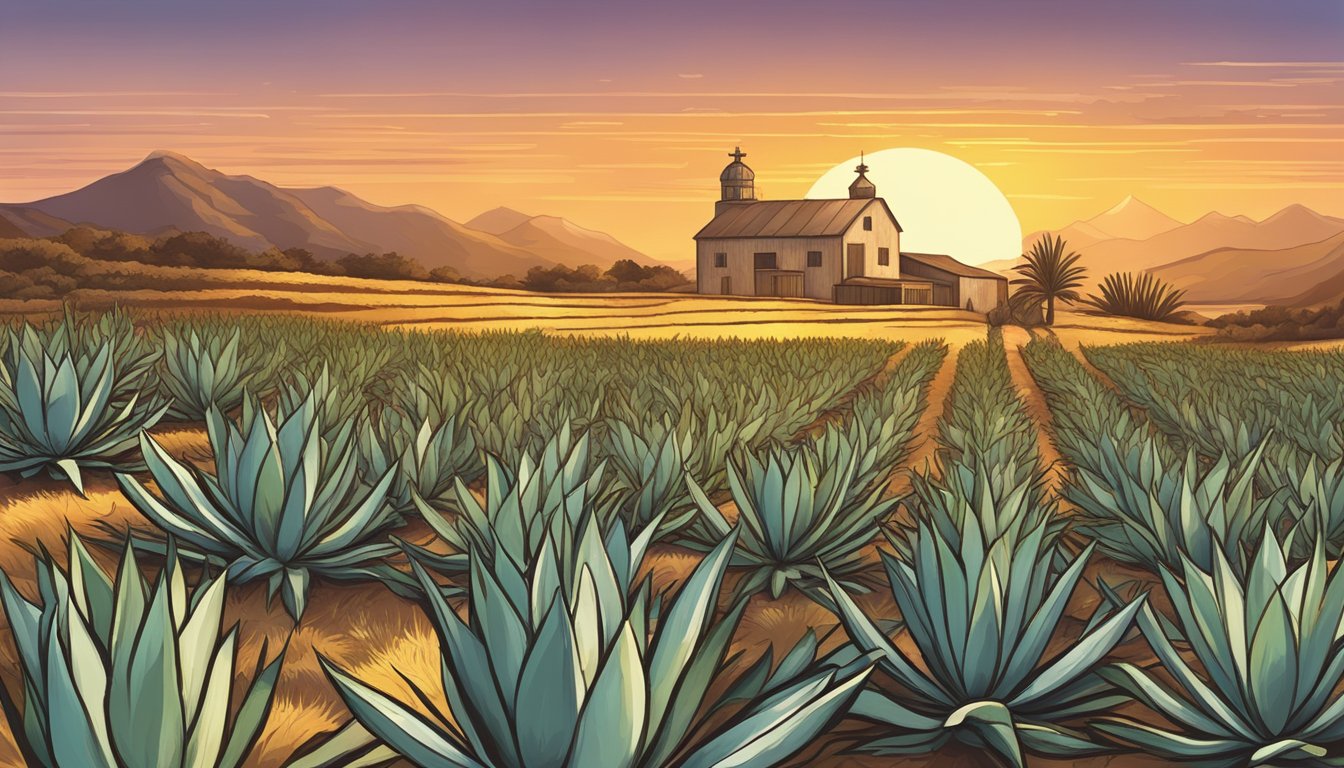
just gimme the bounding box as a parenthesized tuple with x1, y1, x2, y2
(0, 315, 947, 767)
(0, 309, 898, 500)
(1024, 337, 1344, 568)
(1085, 341, 1344, 552)
(1019, 336, 1344, 766)
(3, 311, 1344, 766)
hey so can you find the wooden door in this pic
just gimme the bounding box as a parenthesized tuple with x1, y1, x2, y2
(721, 276, 732, 294)
(846, 243, 865, 278)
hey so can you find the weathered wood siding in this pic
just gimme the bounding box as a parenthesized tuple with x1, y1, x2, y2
(839, 200, 902, 280)
(959, 277, 1007, 313)
(697, 236, 840, 300)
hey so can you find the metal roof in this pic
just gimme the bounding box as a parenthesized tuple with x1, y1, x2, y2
(694, 198, 901, 239)
(900, 251, 1007, 280)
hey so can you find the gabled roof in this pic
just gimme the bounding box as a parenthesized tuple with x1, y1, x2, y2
(694, 198, 902, 240)
(900, 251, 1007, 281)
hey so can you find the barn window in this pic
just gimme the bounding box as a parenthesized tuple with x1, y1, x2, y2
(878, 247, 890, 266)
(806, 251, 823, 267)
(714, 252, 727, 268)
(863, 216, 873, 231)
(753, 252, 778, 270)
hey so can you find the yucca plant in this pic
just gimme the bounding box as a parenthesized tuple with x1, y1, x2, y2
(0, 532, 284, 768)
(1066, 434, 1275, 574)
(114, 390, 412, 621)
(409, 424, 622, 576)
(685, 443, 897, 599)
(1085, 272, 1187, 322)
(1095, 529, 1344, 765)
(0, 321, 168, 494)
(604, 417, 701, 541)
(1011, 234, 1087, 326)
(824, 503, 1145, 768)
(294, 518, 874, 768)
(157, 328, 258, 421)
(358, 407, 481, 515)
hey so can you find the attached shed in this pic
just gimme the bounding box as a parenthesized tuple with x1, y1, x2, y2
(899, 252, 1009, 313)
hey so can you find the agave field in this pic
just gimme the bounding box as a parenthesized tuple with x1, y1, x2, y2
(0, 308, 1343, 768)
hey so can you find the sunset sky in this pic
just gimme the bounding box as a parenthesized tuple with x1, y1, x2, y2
(3, 0, 1342, 262)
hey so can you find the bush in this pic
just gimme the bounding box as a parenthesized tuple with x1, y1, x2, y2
(1084, 272, 1187, 322)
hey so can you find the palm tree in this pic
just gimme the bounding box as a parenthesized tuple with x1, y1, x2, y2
(1011, 235, 1087, 326)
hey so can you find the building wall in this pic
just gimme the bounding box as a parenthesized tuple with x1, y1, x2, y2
(898, 258, 960, 304)
(839, 200, 902, 280)
(958, 277, 1008, 313)
(696, 236, 840, 300)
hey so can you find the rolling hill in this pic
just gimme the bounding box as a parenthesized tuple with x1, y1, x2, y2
(0, 214, 26, 239)
(0, 151, 654, 279)
(1149, 230, 1344, 305)
(993, 199, 1344, 303)
(468, 207, 650, 269)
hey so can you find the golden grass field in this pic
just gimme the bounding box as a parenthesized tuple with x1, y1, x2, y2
(0, 270, 1324, 767)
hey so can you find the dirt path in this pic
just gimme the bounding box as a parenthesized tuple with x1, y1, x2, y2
(887, 344, 960, 495)
(1001, 326, 1067, 495)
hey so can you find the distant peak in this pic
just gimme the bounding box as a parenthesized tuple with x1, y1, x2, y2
(143, 149, 198, 164)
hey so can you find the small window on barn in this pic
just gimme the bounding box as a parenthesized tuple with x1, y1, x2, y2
(714, 252, 727, 268)
(878, 247, 890, 266)
(806, 251, 823, 268)
(863, 216, 873, 231)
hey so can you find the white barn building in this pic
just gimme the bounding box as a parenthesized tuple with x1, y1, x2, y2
(694, 149, 1007, 310)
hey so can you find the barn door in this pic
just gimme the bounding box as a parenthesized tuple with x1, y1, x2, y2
(721, 276, 732, 294)
(846, 243, 865, 278)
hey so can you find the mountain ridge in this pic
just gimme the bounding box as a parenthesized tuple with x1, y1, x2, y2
(0, 151, 655, 279)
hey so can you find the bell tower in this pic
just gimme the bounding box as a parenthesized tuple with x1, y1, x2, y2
(849, 152, 876, 199)
(717, 147, 756, 215)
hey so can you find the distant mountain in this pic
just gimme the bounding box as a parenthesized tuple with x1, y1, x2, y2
(466, 208, 650, 270)
(0, 213, 26, 239)
(0, 151, 654, 279)
(466, 206, 535, 236)
(1024, 196, 1184, 252)
(995, 199, 1344, 300)
(288, 188, 542, 278)
(1150, 230, 1344, 305)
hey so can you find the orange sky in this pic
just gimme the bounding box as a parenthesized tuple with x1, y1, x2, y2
(2, 1, 1341, 263)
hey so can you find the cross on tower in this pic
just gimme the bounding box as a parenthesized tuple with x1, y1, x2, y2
(729, 147, 747, 162)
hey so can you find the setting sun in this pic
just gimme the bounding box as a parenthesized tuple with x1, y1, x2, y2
(805, 148, 1023, 266)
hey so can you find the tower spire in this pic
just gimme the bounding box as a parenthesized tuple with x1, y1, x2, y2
(849, 151, 876, 199)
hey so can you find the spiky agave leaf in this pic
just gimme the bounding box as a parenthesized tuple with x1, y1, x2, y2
(1094, 528, 1344, 766)
(1067, 434, 1275, 574)
(157, 327, 258, 421)
(296, 517, 874, 768)
(0, 531, 284, 768)
(684, 442, 898, 600)
(113, 389, 411, 621)
(408, 423, 623, 577)
(0, 321, 168, 495)
(603, 416, 701, 541)
(357, 406, 481, 515)
(824, 502, 1144, 768)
